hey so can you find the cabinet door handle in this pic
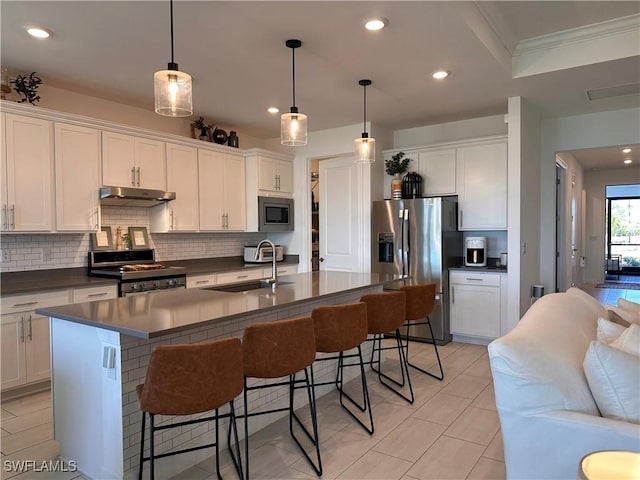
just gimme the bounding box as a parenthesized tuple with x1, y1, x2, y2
(136, 167, 141, 187)
(277, 175, 281, 190)
(12, 301, 38, 308)
(459, 209, 463, 229)
(237, 275, 248, 279)
(87, 292, 108, 298)
(131, 167, 136, 186)
(18, 318, 24, 343)
(27, 315, 33, 341)
(170, 209, 174, 230)
(94, 208, 99, 229)
(2, 204, 6, 230)
(195, 280, 209, 285)
(10, 204, 15, 230)
(451, 286, 455, 304)
(465, 278, 483, 282)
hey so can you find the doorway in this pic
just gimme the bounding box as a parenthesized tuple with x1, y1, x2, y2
(310, 162, 320, 271)
(555, 160, 567, 292)
(605, 184, 640, 283)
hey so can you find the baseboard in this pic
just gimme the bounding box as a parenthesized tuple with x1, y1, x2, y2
(1, 380, 51, 402)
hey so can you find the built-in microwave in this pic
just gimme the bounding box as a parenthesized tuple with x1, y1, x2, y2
(258, 196, 294, 232)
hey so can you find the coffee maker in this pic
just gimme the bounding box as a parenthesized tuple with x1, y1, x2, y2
(465, 237, 487, 267)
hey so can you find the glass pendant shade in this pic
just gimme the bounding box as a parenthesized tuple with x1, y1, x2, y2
(154, 66, 192, 117)
(281, 110, 308, 146)
(354, 134, 375, 163)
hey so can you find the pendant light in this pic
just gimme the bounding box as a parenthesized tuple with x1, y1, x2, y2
(354, 79, 375, 163)
(154, 0, 192, 117)
(281, 39, 307, 146)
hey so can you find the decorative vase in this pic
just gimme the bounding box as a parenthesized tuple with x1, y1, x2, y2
(228, 131, 239, 148)
(212, 128, 228, 144)
(391, 173, 403, 200)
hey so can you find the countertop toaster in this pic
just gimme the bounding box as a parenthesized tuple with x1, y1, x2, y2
(243, 245, 284, 263)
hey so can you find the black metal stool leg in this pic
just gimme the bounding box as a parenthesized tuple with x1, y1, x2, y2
(404, 318, 445, 381)
(149, 413, 155, 480)
(138, 411, 146, 480)
(334, 346, 375, 434)
(227, 400, 243, 479)
(369, 330, 414, 404)
(243, 378, 250, 480)
(289, 368, 323, 476)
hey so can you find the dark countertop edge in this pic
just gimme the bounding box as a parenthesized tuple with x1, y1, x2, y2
(2, 255, 300, 296)
(449, 266, 508, 273)
(37, 275, 390, 340)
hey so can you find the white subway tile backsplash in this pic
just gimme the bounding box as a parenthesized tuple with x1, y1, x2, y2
(0, 206, 266, 272)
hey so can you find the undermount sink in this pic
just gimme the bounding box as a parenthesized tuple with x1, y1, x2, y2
(204, 280, 293, 293)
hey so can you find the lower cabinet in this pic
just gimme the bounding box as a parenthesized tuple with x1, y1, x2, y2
(186, 273, 216, 289)
(1, 290, 71, 390)
(450, 271, 504, 340)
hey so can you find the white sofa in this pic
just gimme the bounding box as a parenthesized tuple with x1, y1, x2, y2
(488, 288, 640, 479)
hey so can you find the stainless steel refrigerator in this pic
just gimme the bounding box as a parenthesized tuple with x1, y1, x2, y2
(372, 197, 462, 344)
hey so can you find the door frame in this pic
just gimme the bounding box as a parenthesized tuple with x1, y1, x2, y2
(555, 157, 568, 292)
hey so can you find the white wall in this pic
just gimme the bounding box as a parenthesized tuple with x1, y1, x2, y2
(540, 107, 640, 290)
(36, 84, 266, 149)
(584, 167, 640, 284)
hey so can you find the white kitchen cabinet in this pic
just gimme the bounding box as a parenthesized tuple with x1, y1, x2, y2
(457, 141, 507, 230)
(198, 150, 246, 231)
(71, 285, 118, 303)
(1, 113, 54, 232)
(186, 273, 216, 289)
(150, 143, 198, 232)
(1, 290, 71, 391)
(102, 132, 166, 190)
(417, 148, 456, 196)
(450, 271, 501, 340)
(54, 123, 101, 231)
(216, 268, 264, 285)
(258, 156, 293, 194)
(264, 265, 298, 277)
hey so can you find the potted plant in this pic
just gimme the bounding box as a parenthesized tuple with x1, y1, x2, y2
(191, 116, 209, 141)
(11, 72, 42, 105)
(385, 151, 412, 199)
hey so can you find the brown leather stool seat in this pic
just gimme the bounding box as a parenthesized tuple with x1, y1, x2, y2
(136, 338, 244, 480)
(360, 291, 414, 404)
(311, 302, 374, 434)
(400, 283, 444, 381)
(242, 316, 322, 478)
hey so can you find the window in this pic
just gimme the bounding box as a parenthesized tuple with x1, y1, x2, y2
(606, 184, 640, 270)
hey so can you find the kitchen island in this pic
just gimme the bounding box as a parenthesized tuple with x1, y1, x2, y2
(36, 271, 386, 480)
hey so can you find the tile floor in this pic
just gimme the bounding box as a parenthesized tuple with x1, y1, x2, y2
(1, 284, 636, 480)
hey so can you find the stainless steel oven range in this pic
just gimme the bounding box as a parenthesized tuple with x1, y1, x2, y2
(88, 249, 186, 297)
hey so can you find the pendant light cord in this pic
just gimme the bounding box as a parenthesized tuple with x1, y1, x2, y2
(169, 0, 175, 64)
(291, 46, 296, 109)
(363, 83, 367, 134)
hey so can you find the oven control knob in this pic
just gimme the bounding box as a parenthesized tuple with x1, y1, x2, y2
(131, 283, 139, 290)
(168, 279, 175, 286)
(153, 281, 161, 288)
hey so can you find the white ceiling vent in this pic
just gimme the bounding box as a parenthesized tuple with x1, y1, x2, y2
(586, 82, 640, 101)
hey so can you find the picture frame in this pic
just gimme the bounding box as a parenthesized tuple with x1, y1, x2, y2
(91, 226, 113, 251)
(128, 226, 149, 250)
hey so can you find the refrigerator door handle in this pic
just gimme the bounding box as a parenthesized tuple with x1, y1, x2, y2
(405, 208, 411, 278)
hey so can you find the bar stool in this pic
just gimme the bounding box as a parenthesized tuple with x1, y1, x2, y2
(311, 302, 374, 434)
(400, 283, 444, 381)
(241, 316, 322, 478)
(137, 338, 244, 480)
(360, 291, 414, 404)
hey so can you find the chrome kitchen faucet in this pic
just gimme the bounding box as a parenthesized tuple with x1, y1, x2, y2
(257, 239, 278, 290)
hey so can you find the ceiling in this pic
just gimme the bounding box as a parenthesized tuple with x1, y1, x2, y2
(2, 1, 639, 169)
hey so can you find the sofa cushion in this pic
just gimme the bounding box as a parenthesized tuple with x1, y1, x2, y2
(567, 287, 608, 319)
(611, 324, 640, 357)
(606, 305, 639, 326)
(583, 341, 640, 424)
(608, 309, 632, 327)
(618, 298, 640, 314)
(597, 317, 626, 344)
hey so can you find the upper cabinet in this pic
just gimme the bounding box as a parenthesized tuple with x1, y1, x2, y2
(54, 123, 101, 231)
(102, 132, 166, 190)
(1, 113, 54, 232)
(256, 154, 293, 194)
(150, 143, 198, 232)
(199, 150, 246, 231)
(417, 149, 456, 196)
(457, 140, 507, 230)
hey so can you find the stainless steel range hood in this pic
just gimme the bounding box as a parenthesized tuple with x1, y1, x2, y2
(100, 186, 176, 207)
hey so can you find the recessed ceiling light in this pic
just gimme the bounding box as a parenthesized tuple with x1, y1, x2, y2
(267, 107, 279, 114)
(26, 26, 51, 38)
(364, 17, 388, 31)
(432, 70, 449, 80)
(623, 159, 632, 164)
(622, 148, 631, 153)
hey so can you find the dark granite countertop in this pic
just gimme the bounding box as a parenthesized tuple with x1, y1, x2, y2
(1, 255, 300, 296)
(36, 271, 389, 339)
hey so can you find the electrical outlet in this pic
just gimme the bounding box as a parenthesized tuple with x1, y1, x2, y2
(1, 249, 11, 263)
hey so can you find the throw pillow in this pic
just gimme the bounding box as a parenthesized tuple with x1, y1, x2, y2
(607, 305, 638, 326)
(618, 298, 640, 314)
(608, 309, 632, 327)
(611, 323, 640, 357)
(597, 317, 627, 344)
(583, 341, 640, 424)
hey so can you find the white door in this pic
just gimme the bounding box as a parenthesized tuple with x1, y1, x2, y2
(319, 156, 362, 271)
